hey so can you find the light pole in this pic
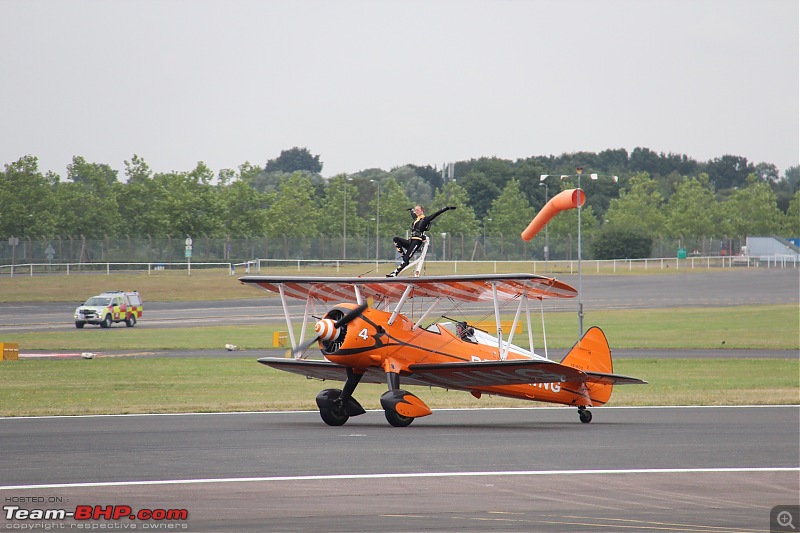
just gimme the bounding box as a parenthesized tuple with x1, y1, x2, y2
(368, 217, 376, 261)
(370, 179, 380, 265)
(483, 218, 492, 258)
(538, 182, 549, 272)
(575, 167, 584, 336)
(343, 177, 353, 259)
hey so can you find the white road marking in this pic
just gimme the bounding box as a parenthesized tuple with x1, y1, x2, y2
(1, 467, 797, 491)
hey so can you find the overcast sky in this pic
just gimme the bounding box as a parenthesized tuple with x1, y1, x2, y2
(1, 0, 797, 180)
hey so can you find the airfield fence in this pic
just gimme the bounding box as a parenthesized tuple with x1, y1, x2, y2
(0, 234, 796, 277)
(0, 255, 796, 278)
(0, 234, 747, 264)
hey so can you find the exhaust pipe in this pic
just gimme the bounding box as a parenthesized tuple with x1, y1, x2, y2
(521, 188, 585, 241)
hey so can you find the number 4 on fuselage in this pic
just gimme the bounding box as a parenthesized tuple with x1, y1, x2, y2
(239, 273, 646, 427)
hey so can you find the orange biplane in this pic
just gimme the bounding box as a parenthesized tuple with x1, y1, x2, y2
(239, 272, 646, 427)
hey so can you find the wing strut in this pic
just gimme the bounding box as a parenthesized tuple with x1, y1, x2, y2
(504, 296, 525, 360)
(539, 298, 549, 360)
(353, 285, 364, 305)
(525, 295, 535, 356)
(296, 294, 315, 359)
(388, 285, 414, 326)
(412, 297, 441, 331)
(277, 284, 297, 350)
(491, 283, 507, 360)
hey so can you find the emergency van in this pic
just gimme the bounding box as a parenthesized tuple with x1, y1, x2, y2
(74, 290, 143, 329)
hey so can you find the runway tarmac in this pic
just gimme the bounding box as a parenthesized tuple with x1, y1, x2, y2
(2, 268, 798, 334)
(1, 406, 798, 532)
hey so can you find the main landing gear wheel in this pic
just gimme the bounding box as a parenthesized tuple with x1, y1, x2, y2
(380, 388, 429, 427)
(315, 387, 366, 427)
(319, 406, 349, 426)
(317, 388, 349, 426)
(384, 407, 414, 428)
(578, 407, 593, 423)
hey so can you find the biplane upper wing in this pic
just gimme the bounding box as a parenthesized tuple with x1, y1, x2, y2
(239, 273, 576, 302)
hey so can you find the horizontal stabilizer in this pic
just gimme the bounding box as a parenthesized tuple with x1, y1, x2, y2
(559, 325, 647, 406)
(585, 371, 648, 385)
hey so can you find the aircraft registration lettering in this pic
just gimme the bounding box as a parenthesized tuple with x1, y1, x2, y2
(532, 382, 562, 393)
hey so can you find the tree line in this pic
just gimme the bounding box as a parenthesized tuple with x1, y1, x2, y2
(1, 147, 798, 258)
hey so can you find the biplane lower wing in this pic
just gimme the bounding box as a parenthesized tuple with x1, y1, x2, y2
(407, 359, 587, 388)
(259, 357, 593, 389)
(258, 358, 381, 382)
(257, 357, 435, 387)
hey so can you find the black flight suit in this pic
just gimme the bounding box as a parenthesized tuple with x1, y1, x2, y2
(388, 206, 455, 277)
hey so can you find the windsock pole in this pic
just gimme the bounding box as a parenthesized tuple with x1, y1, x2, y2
(536, 169, 618, 337)
(522, 186, 586, 336)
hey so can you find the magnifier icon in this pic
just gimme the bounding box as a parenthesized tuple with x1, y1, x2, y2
(778, 510, 796, 530)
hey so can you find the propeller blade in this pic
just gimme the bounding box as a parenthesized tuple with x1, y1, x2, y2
(334, 302, 368, 328)
(292, 303, 368, 358)
(293, 334, 322, 358)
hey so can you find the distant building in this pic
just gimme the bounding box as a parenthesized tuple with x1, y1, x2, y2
(743, 236, 800, 263)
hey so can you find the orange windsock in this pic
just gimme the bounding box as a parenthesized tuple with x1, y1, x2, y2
(521, 188, 585, 241)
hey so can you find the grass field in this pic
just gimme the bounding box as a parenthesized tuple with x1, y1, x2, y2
(0, 269, 256, 303)
(1, 358, 797, 417)
(1, 269, 797, 416)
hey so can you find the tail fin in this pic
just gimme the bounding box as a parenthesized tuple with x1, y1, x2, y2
(561, 326, 614, 406)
